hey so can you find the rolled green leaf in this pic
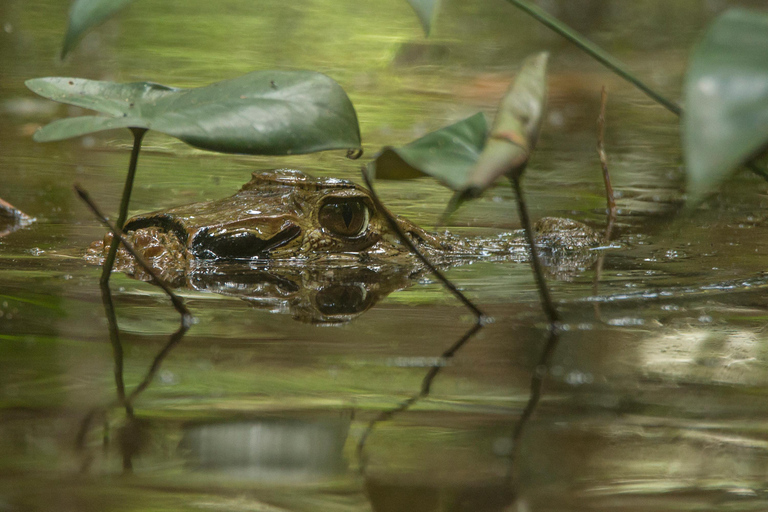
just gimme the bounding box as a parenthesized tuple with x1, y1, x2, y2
(61, 0, 135, 59)
(684, 9, 768, 203)
(369, 112, 488, 189)
(26, 71, 361, 156)
(462, 51, 548, 192)
(371, 51, 548, 200)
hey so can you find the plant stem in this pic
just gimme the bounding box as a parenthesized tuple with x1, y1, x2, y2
(362, 168, 486, 322)
(511, 176, 560, 326)
(100, 127, 147, 286)
(505, 0, 682, 117)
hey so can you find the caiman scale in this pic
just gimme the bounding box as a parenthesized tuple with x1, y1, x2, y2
(87, 169, 602, 284)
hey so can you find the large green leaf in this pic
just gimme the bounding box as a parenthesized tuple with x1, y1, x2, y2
(25, 71, 361, 155)
(369, 112, 488, 189)
(406, 0, 440, 36)
(61, 0, 136, 59)
(684, 9, 768, 203)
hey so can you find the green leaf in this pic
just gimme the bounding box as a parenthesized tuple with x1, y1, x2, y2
(25, 71, 361, 156)
(684, 8, 768, 203)
(406, 0, 440, 36)
(369, 112, 488, 189)
(61, 0, 135, 59)
(369, 51, 547, 202)
(462, 51, 548, 192)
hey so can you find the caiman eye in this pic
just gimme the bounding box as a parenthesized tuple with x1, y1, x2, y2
(318, 198, 370, 238)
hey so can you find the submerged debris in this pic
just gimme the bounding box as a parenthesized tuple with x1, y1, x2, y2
(0, 197, 34, 238)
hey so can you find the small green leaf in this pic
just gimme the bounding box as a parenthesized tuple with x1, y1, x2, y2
(369, 112, 488, 189)
(406, 0, 440, 36)
(462, 52, 548, 193)
(684, 8, 768, 203)
(61, 0, 135, 59)
(26, 71, 361, 156)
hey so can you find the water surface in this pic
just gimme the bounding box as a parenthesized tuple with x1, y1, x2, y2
(3, 1, 768, 511)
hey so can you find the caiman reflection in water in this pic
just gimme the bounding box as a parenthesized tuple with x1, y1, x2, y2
(87, 169, 602, 322)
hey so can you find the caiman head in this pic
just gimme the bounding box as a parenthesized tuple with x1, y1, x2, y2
(87, 169, 448, 284)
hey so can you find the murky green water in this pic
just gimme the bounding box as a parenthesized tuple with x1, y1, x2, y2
(4, 1, 768, 510)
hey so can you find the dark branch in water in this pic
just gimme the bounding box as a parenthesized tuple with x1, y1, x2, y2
(356, 167, 487, 472)
(75, 183, 194, 473)
(75, 184, 192, 322)
(361, 167, 486, 321)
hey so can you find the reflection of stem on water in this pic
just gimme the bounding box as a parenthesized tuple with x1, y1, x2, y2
(101, 282, 129, 413)
(75, 185, 193, 473)
(508, 325, 560, 488)
(356, 322, 483, 471)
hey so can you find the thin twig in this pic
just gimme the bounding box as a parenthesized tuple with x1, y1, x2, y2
(76, 183, 193, 472)
(594, 87, 616, 321)
(361, 168, 486, 322)
(597, 87, 617, 240)
(510, 176, 560, 326)
(76, 184, 192, 321)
